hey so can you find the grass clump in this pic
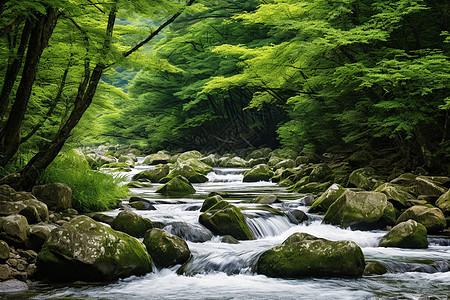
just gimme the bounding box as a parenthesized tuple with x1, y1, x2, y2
(40, 149, 128, 212)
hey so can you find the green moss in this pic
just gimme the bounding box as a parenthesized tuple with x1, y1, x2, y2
(379, 220, 428, 248)
(155, 176, 196, 196)
(111, 211, 153, 238)
(309, 184, 346, 213)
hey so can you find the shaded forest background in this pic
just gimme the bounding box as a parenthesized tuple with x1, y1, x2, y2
(0, 0, 449, 185)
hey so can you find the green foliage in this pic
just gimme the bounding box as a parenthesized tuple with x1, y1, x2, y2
(39, 150, 128, 212)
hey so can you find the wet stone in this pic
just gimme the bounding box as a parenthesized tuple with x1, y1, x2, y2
(0, 264, 10, 280)
(6, 258, 17, 267)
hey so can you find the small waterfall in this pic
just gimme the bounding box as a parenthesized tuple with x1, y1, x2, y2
(246, 215, 293, 238)
(382, 260, 450, 273)
(206, 168, 245, 183)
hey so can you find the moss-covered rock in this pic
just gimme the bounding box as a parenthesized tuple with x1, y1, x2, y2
(322, 190, 389, 229)
(25, 223, 57, 251)
(243, 164, 274, 182)
(0, 214, 29, 246)
(390, 173, 417, 186)
(348, 167, 383, 191)
(273, 159, 296, 170)
(36, 216, 151, 282)
(278, 178, 294, 187)
(379, 219, 428, 248)
(111, 211, 153, 238)
(436, 189, 450, 214)
(177, 150, 203, 163)
(32, 183, 72, 212)
(156, 176, 196, 196)
(256, 232, 365, 278)
(246, 148, 272, 160)
(267, 156, 283, 167)
(101, 162, 131, 169)
(0, 240, 9, 262)
(143, 228, 191, 268)
(220, 156, 247, 168)
(309, 183, 346, 214)
(396, 206, 446, 233)
(247, 158, 268, 168)
(199, 200, 255, 240)
(286, 176, 309, 192)
(143, 151, 171, 165)
(296, 182, 332, 194)
(347, 150, 372, 168)
(200, 195, 224, 212)
(309, 164, 334, 183)
(412, 176, 449, 197)
(374, 183, 413, 208)
(183, 159, 213, 174)
(132, 165, 170, 183)
(161, 164, 208, 183)
(255, 194, 279, 204)
(363, 262, 387, 275)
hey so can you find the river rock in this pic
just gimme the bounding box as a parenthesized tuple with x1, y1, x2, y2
(273, 159, 296, 171)
(19, 199, 49, 224)
(143, 228, 191, 268)
(199, 154, 218, 167)
(111, 210, 153, 238)
(0, 185, 16, 198)
(156, 176, 196, 196)
(257, 232, 365, 278)
(412, 176, 449, 197)
(200, 195, 224, 212)
(92, 213, 115, 225)
(285, 209, 309, 225)
(247, 148, 272, 160)
(308, 183, 346, 214)
(132, 165, 170, 182)
(374, 183, 413, 208)
(177, 150, 203, 162)
(143, 151, 171, 165)
(36, 216, 151, 282)
(296, 182, 332, 194)
(364, 261, 388, 275)
(0, 215, 29, 246)
(32, 183, 72, 212)
(0, 264, 11, 280)
(248, 158, 268, 167)
(183, 158, 213, 174)
(164, 222, 213, 242)
(255, 194, 279, 204)
(0, 241, 9, 262)
(379, 220, 428, 249)
(128, 200, 156, 211)
(0, 278, 28, 292)
(25, 223, 57, 251)
(348, 150, 372, 167)
(348, 167, 383, 191)
(199, 200, 255, 240)
(118, 153, 137, 163)
(243, 164, 274, 182)
(436, 189, 450, 214)
(161, 164, 207, 183)
(309, 164, 334, 183)
(322, 190, 389, 229)
(220, 156, 247, 168)
(267, 156, 283, 167)
(92, 155, 116, 168)
(390, 173, 417, 186)
(396, 206, 446, 233)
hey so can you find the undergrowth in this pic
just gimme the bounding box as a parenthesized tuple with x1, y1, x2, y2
(40, 149, 128, 212)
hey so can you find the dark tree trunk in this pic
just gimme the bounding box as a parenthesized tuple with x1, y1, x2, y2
(0, 8, 59, 167)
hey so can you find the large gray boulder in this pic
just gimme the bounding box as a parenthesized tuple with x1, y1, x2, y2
(412, 176, 449, 197)
(379, 220, 428, 249)
(111, 210, 153, 238)
(308, 183, 346, 214)
(143, 151, 171, 165)
(143, 228, 191, 268)
(161, 164, 208, 183)
(348, 167, 383, 191)
(396, 206, 446, 233)
(32, 183, 72, 212)
(322, 190, 390, 229)
(257, 233, 365, 278)
(36, 216, 152, 282)
(0, 215, 29, 246)
(26, 223, 57, 251)
(374, 183, 414, 208)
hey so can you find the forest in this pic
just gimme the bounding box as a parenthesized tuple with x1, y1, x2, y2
(0, 0, 449, 298)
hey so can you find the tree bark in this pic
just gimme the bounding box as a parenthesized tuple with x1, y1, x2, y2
(0, 8, 59, 167)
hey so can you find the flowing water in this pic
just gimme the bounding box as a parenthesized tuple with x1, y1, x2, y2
(15, 164, 450, 299)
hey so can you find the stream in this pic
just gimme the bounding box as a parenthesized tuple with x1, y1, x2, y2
(17, 162, 450, 299)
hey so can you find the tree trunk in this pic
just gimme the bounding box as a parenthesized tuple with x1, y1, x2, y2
(0, 8, 59, 167)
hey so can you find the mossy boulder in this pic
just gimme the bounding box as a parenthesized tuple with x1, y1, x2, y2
(183, 159, 213, 174)
(267, 156, 283, 167)
(36, 216, 151, 282)
(436, 189, 450, 214)
(347, 150, 372, 168)
(396, 206, 446, 233)
(309, 164, 334, 183)
(101, 162, 131, 169)
(111, 211, 153, 238)
(390, 173, 417, 186)
(286, 176, 310, 192)
(309, 183, 346, 214)
(296, 182, 332, 194)
(248, 158, 268, 168)
(219, 156, 247, 168)
(0, 214, 29, 246)
(412, 176, 449, 197)
(273, 159, 296, 170)
(200, 195, 224, 212)
(143, 228, 191, 268)
(199, 200, 255, 240)
(256, 232, 365, 278)
(26, 223, 57, 251)
(374, 183, 414, 208)
(161, 164, 208, 183)
(32, 183, 72, 212)
(0, 240, 9, 262)
(177, 150, 203, 162)
(348, 167, 383, 191)
(156, 176, 196, 196)
(199, 154, 218, 167)
(379, 219, 428, 249)
(143, 151, 171, 165)
(246, 148, 272, 160)
(243, 164, 274, 182)
(364, 262, 387, 275)
(322, 190, 389, 229)
(132, 165, 170, 183)
(255, 194, 279, 204)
